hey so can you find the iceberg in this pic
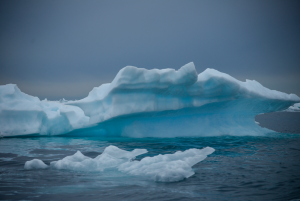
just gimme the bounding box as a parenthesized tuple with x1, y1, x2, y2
(26, 145, 215, 182)
(0, 62, 299, 137)
(24, 159, 48, 170)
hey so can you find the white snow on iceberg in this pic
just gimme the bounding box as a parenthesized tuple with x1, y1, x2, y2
(26, 145, 215, 182)
(0, 62, 299, 137)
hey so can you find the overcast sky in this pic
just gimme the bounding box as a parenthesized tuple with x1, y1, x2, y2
(0, 0, 299, 100)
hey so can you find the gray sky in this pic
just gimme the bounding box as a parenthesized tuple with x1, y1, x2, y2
(0, 0, 299, 100)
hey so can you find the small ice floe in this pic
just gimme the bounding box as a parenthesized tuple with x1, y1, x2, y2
(284, 103, 300, 112)
(24, 159, 48, 170)
(24, 145, 215, 182)
(255, 121, 260, 125)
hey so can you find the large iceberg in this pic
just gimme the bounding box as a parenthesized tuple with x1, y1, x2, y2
(0, 62, 299, 137)
(25, 145, 215, 182)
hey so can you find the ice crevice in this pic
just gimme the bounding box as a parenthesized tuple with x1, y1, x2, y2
(24, 145, 215, 182)
(0, 62, 299, 137)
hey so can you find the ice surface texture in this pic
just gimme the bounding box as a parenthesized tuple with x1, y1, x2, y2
(25, 145, 215, 182)
(0, 84, 89, 136)
(1, 62, 299, 137)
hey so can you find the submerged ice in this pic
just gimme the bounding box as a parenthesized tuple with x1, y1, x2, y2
(24, 145, 215, 182)
(0, 62, 299, 137)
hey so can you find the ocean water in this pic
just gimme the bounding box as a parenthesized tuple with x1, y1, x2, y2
(1, 133, 300, 201)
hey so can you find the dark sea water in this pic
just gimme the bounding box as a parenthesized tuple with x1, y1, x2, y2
(256, 112, 300, 134)
(1, 133, 300, 201)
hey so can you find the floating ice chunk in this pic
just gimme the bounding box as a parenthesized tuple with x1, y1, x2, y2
(50, 145, 148, 171)
(34, 145, 214, 182)
(118, 147, 215, 182)
(101, 145, 148, 159)
(24, 159, 48, 170)
(50, 151, 92, 171)
(284, 103, 300, 112)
